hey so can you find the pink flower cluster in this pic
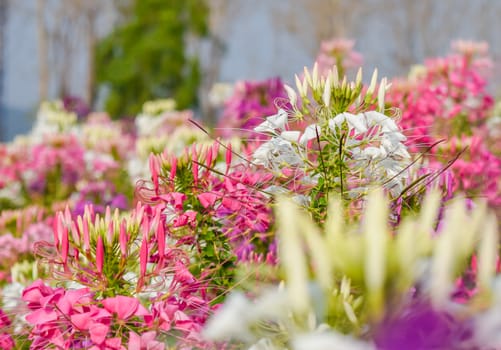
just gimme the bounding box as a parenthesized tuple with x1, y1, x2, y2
(22, 281, 162, 350)
(26, 200, 215, 348)
(29, 135, 86, 194)
(0, 309, 14, 350)
(315, 38, 363, 76)
(0, 207, 52, 282)
(146, 142, 276, 263)
(386, 42, 501, 206)
(217, 77, 288, 138)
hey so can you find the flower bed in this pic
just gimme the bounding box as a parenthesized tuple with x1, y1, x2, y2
(1, 40, 501, 349)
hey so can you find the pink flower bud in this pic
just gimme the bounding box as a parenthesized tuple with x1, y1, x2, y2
(96, 236, 104, 274)
(140, 237, 148, 277)
(73, 247, 79, 261)
(136, 202, 145, 226)
(206, 147, 213, 168)
(82, 217, 90, 252)
(225, 143, 232, 173)
(192, 147, 199, 185)
(170, 156, 177, 180)
(119, 220, 127, 258)
(52, 215, 60, 248)
(212, 141, 220, 159)
(107, 220, 114, 244)
(105, 206, 111, 225)
(61, 226, 69, 264)
(157, 222, 165, 260)
(149, 153, 160, 191)
(63, 206, 70, 222)
(70, 221, 80, 245)
(141, 216, 150, 240)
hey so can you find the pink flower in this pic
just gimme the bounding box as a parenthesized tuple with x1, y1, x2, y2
(102, 296, 149, 321)
(217, 77, 288, 138)
(197, 192, 219, 208)
(140, 237, 148, 278)
(0, 309, 14, 350)
(128, 331, 165, 350)
(22, 279, 57, 310)
(0, 334, 15, 350)
(96, 235, 104, 274)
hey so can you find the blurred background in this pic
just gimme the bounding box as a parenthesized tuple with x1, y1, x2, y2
(0, 0, 500, 141)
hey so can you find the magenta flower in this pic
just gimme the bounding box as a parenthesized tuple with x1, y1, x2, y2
(374, 302, 473, 350)
(217, 77, 288, 138)
(102, 296, 149, 321)
(0, 309, 14, 350)
(128, 331, 165, 350)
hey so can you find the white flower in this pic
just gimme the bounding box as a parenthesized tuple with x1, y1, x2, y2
(473, 277, 501, 347)
(203, 292, 254, 342)
(253, 137, 304, 172)
(329, 111, 411, 196)
(293, 332, 375, 350)
(302, 174, 320, 185)
(2, 282, 25, 310)
(299, 124, 321, 145)
(362, 111, 398, 133)
(329, 113, 368, 134)
(263, 185, 290, 197)
(284, 84, 298, 106)
(254, 109, 289, 134)
(293, 194, 311, 206)
(249, 338, 281, 350)
(280, 130, 301, 142)
(135, 113, 169, 136)
(208, 82, 234, 107)
(204, 288, 290, 344)
(0, 182, 24, 206)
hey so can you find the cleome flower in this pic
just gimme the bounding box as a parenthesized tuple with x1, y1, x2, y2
(248, 64, 414, 224)
(204, 189, 499, 349)
(328, 111, 411, 196)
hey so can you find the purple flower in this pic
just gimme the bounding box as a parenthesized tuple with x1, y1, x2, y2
(374, 302, 474, 350)
(62, 95, 90, 120)
(217, 77, 289, 138)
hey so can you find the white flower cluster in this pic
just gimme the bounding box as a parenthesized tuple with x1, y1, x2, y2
(31, 100, 78, 138)
(253, 109, 305, 173)
(136, 98, 177, 136)
(252, 108, 411, 197)
(204, 286, 374, 350)
(329, 111, 411, 196)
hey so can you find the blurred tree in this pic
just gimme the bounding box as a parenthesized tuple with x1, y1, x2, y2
(96, 0, 208, 118)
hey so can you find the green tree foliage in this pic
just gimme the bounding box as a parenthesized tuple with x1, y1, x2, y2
(96, 0, 208, 117)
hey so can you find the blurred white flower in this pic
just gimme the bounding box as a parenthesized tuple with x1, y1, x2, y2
(203, 292, 254, 342)
(209, 82, 234, 107)
(204, 288, 290, 344)
(249, 338, 283, 350)
(31, 100, 78, 138)
(293, 332, 375, 350)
